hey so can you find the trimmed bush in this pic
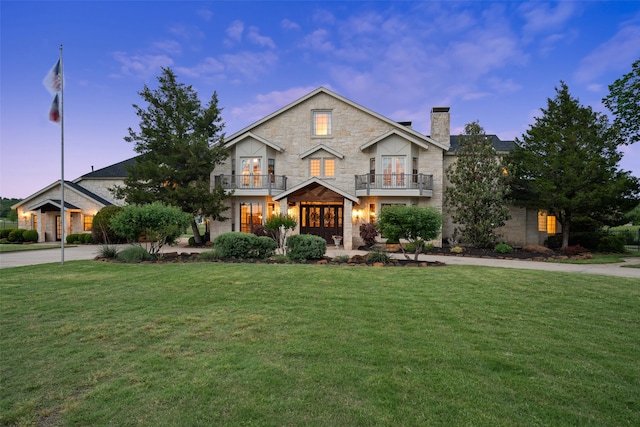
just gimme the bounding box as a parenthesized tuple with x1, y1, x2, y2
(597, 234, 626, 253)
(22, 230, 38, 242)
(92, 205, 125, 244)
(116, 246, 154, 263)
(214, 232, 259, 259)
(0, 228, 15, 239)
(7, 229, 27, 242)
(286, 234, 326, 261)
(494, 243, 513, 254)
(254, 236, 277, 259)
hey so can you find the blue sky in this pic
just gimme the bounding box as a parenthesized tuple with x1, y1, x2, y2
(1, 1, 639, 199)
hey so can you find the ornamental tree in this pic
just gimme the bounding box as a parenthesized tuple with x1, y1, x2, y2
(111, 67, 229, 244)
(444, 121, 511, 248)
(508, 82, 640, 249)
(264, 214, 297, 255)
(110, 202, 191, 256)
(378, 205, 442, 260)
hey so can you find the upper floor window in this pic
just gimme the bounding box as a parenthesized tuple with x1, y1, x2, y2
(313, 111, 332, 136)
(310, 158, 335, 177)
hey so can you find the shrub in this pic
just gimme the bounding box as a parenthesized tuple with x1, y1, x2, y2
(365, 248, 391, 264)
(0, 228, 15, 239)
(264, 214, 297, 255)
(404, 242, 416, 253)
(92, 205, 125, 244)
(597, 234, 626, 253)
(378, 205, 443, 261)
(82, 233, 92, 243)
(7, 229, 27, 242)
(96, 244, 119, 259)
(423, 243, 435, 252)
(359, 222, 378, 247)
(254, 236, 277, 259)
(286, 234, 326, 261)
(562, 245, 587, 256)
(188, 236, 196, 246)
(214, 232, 259, 259)
(494, 243, 513, 254)
(22, 230, 38, 242)
(271, 254, 289, 264)
(116, 246, 154, 263)
(450, 246, 464, 254)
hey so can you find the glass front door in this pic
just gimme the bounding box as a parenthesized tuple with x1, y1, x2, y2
(300, 205, 343, 242)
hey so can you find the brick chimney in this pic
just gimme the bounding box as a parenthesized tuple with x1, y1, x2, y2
(430, 107, 450, 147)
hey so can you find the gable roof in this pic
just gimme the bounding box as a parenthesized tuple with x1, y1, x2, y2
(447, 135, 515, 154)
(77, 156, 138, 180)
(226, 87, 449, 151)
(272, 177, 359, 203)
(299, 144, 345, 159)
(224, 132, 285, 152)
(13, 180, 113, 210)
(360, 129, 432, 151)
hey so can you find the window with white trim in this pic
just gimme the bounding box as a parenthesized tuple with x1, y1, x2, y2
(313, 111, 332, 136)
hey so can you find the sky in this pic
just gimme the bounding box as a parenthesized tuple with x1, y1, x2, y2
(1, 1, 639, 199)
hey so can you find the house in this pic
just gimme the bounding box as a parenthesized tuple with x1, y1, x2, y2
(11, 159, 133, 242)
(14, 87, 555, 247)
(209, 87, 554, 249)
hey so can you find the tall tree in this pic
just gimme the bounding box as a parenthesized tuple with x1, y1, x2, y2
(444, 121, 511, 248)
(112, 68, 229, 243)
(603, 59, 640, 146)
(508, 82, 640, 249)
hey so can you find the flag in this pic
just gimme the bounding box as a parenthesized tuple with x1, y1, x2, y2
(43, 59, 62, 95)
(49, 94, 60, 123)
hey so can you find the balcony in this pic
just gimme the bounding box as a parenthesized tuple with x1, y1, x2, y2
(215, 174, 287, 196)
(354, 173, 433, 197)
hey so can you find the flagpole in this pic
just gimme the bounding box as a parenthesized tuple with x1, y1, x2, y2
(59, 44, 65, 266)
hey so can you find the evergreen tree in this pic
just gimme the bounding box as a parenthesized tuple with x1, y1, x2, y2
(603, 59, 640, 146)
(508, 82, 640, 249)
(444, 121, 511, 248)
(112, 68, 229, 244)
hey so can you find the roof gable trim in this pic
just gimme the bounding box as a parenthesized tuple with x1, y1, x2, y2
(299, 144, 345, 159)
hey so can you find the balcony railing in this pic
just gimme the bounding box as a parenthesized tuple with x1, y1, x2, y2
(355, 173, 433, 195)
(215, 174, 287, 194)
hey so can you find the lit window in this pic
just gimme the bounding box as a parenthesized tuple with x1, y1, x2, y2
(310, 158, 335, 177)
(538, 211, 557, 234)
(547, 215, 556, 234)
(313, 111, 332, 136)
(84, 215, 94, 232)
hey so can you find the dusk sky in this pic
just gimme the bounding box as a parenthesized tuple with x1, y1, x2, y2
(1, 1, 639, 199)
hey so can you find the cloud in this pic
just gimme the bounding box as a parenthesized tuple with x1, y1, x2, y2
(247, 26, 276, 49)
(281, 18, 300, 31)
(229, 86, 320, 130)
(221, 51, 278, 81)
(574, 24, 640, 83)
(301, 29, 334, 52)
(226, 20, 244, 43)
(197, 8, 213, 21)
(150, 40, 182, 56)
(175, 57, 225, 78)
(111, 52, 174, 79)
(520, 2, 577, 34)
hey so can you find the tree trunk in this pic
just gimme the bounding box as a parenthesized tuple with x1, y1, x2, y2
(190, 219, 202, 245)
(561, 222, 570, 250)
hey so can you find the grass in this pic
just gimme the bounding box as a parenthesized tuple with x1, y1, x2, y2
(551, 251, 640, 264)
(1, 262, 639, 426)
(0, 244, 62, 253)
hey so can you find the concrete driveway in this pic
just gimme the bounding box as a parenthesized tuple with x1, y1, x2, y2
(1, 243, 640, 279)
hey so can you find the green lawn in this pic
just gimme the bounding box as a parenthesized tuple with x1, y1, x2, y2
(1, 263, 639, 426)
(0, 244, 62, 253)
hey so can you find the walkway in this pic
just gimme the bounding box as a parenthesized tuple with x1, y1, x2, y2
(1, 242, 639, 279)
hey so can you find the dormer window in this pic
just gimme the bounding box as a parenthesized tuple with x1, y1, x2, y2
(310, 158, 335, 177)
(313, 111, 332, 136)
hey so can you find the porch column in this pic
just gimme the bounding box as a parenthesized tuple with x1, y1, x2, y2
(344, 199, 353, 250)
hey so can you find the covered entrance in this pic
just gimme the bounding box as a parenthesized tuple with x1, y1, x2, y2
(300, 203, 343, 243)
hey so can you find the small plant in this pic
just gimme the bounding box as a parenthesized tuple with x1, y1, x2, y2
(197, 250, 219, 261)
(494, 243, 513, 254)
(332, 255, 350, 263)
(365, 247, 391, 264)
(404, 242, 416, 253)
(423, 243, 435, 252)
(116, 246, 154, 263)
(271, 254, 289, 264)
(359, 222, 378, 247)
(450, 246, 464, 254)
(96, 245, 119, 259)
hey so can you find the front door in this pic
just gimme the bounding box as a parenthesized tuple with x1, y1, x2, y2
(300, 204, 343, 243)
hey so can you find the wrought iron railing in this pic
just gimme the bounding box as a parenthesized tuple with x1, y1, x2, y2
(215, 174, 287, 192)
(354, 173, 433, 194)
